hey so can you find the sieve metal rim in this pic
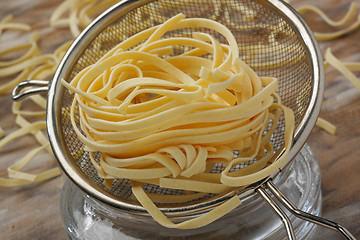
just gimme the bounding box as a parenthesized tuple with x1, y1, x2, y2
(47, 0, 324, 215)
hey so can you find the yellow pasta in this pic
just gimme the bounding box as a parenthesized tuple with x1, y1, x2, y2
(297, 2, 358, 28)
(7, 144, 54, 181)
(316, 117, 336, 135)
(297, 2, 360, 41)
(293, 2, 360, 135)
(0, 119, 61, 187)
(63, 14, 295, 228)
(132, 181, 242, 229)
(325, 48, 360, 92)
(318, 49, 360, 136)
(50, 0, 120, 37)
(315, 16, 360, 41)
(0, 15, 31, 37)
(0, 16, 69, 187)
(15, 115, 52, 152)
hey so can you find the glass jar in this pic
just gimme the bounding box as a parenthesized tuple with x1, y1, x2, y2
(60, 144, 321, 240)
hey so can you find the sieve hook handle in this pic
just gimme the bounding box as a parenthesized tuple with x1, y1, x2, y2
(12, 80, 48, 101)
(256, 180, 356, 240)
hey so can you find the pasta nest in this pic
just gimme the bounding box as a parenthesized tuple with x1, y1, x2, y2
(62, 13, 294, 228)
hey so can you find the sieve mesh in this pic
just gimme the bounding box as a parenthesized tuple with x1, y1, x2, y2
(53, 0, 321, 210)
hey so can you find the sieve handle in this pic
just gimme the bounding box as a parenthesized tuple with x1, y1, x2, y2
(12, 80, 49, 101)
(256, 186, 296, 239)
(256, 180, 356, 240)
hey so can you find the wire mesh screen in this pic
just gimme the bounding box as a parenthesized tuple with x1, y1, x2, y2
(59, 0, 313, 207)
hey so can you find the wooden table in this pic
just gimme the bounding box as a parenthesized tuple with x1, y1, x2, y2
(0, 0, 359, 239)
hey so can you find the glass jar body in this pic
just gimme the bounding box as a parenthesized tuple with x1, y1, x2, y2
(61, 144, 322, 240)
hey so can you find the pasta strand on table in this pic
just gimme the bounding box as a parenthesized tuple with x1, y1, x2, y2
(0, 16, 68, 187)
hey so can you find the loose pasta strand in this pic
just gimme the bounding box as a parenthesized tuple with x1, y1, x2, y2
(0, 16, 68, 187)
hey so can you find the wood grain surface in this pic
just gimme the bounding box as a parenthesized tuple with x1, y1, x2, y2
(0, 0, 359, 239)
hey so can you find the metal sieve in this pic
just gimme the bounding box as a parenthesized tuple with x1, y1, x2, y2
(12, 0, 355, 239)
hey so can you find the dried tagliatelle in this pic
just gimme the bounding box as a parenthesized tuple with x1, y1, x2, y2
(0, 15, 69, 187)
(50, 0, 120, 37)
(296, 2, 360, 41)
(325, 48, 360, 92)
(0, 126, 4, 138)
(62, 13, 295, 229)
(316, 117, 336, 135)
(292, 1, 360, 134)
